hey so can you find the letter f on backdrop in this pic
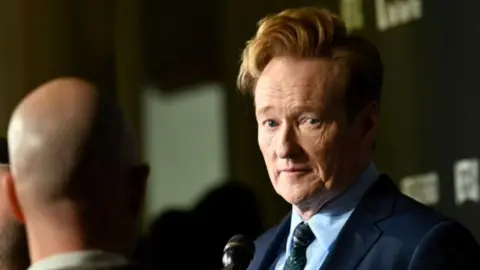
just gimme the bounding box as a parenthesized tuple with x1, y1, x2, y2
(340, 0, 365, 32)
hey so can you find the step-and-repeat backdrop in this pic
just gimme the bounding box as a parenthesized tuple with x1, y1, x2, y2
(307, 0, 480, 240)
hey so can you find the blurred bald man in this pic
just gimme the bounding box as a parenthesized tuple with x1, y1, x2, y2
(0, 138, 29, 270)
(3, 78, 150, 270)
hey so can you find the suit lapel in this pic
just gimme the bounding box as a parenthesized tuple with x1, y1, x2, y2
(255, 214, 291, 270)
(320, 175, 398, 270)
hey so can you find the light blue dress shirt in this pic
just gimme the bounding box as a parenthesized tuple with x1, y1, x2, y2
(274, 163, 380, 270)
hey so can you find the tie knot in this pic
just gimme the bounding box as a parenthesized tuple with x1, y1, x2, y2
(292, 222, 315, 249)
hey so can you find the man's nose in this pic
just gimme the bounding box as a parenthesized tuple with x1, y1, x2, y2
(276, 124, 302, 159)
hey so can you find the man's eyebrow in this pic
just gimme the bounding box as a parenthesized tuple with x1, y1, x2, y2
(255, 105, 273, 115)
(288, 105, 318, 114)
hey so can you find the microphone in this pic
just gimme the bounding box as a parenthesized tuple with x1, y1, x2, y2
(222, 235, 255, 270)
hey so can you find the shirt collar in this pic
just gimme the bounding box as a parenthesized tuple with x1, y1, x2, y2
(322, 162, 380, 215)
(287, 163, 380, 252)
(27, 250, 129, 270)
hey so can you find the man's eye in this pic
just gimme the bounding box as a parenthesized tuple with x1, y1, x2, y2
(264, 119, 279, 128)
(302, 118, 321, 126)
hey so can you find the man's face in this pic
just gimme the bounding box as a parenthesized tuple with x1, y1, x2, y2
(254, 56, 368, 206)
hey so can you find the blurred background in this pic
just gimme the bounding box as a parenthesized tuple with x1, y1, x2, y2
(0, 0, 479, 268)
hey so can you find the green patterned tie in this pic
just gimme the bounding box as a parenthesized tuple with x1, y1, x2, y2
(283, 222, 316, 270)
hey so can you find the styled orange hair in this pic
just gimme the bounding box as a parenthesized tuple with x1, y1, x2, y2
(237, 7, 383, 119)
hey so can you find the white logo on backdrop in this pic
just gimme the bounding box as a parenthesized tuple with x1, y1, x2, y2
(454, 158, 480, 205)
(400, 172, 440, 206)
(375, 0, 423, 31)
(340, 0, 365, 31)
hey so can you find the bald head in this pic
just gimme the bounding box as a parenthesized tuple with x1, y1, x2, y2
(5, 77, 148, 258)
(8, 77, 139, 205)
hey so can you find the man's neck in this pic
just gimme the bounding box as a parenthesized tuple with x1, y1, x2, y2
(27, 228, 89, 263)
(25, 216, 122, 263)
(294, 190, 336, 220)
(27, 250, 130, 270)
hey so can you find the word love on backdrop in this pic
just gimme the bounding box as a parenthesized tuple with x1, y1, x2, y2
(340, 0, 423, 32)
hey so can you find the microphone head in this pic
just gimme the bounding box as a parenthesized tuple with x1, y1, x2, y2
(222, 235, 255, 270)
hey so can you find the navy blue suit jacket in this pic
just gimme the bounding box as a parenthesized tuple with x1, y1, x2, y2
(249, 175, 480, 270)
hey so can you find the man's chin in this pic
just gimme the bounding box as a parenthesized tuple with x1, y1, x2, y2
(278, 190, 311, 205)
(277, 186, 329, 209)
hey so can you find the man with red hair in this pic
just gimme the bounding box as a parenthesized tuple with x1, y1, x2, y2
(238, 6, 480, 270)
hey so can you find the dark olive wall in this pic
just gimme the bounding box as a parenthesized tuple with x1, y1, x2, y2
(2, 0, 479, 238)
(0, 0, 140, 148)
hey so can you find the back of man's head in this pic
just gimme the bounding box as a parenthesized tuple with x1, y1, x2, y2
(0, 138, 29, 270)
(4, 77, 149, 262)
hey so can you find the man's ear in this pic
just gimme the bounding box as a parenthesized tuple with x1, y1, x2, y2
(3, 172, 25, 223)
(360, 101, 379, 146)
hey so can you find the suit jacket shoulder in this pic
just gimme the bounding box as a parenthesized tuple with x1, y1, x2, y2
(375, 190, 447, 247)
(249, 219, 288, 270)
(254, 227, 278, 252)
(249, 175, 480, 270)
(329, 175, 480, 270)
